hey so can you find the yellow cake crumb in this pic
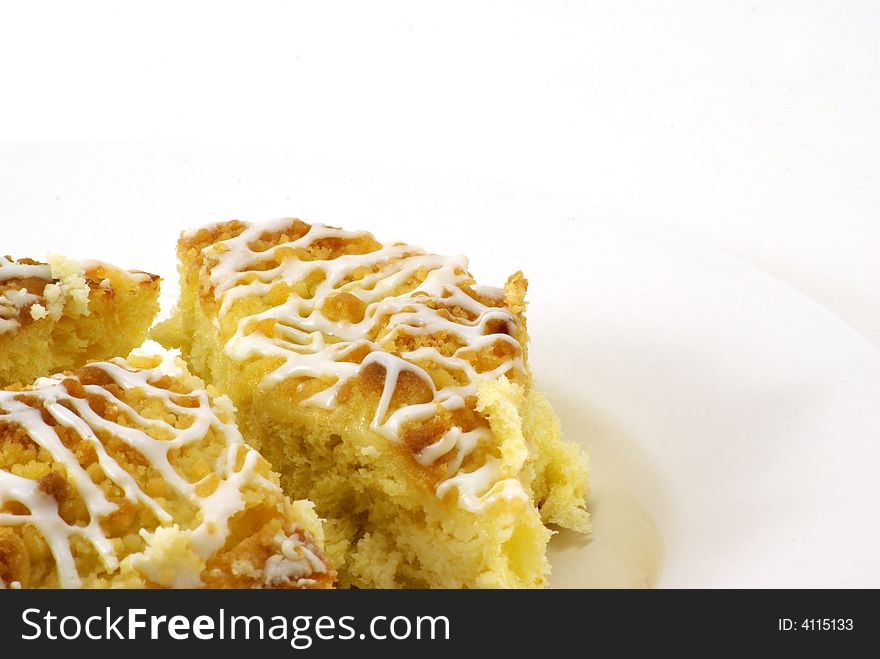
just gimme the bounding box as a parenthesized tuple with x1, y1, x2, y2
(28, 303, 47, 320)
(47, 254, 90, 316)
(120, 525, 206, 588)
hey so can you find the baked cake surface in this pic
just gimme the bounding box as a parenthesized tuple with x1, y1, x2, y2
(0, 351, 333, 589)
(0, 255, 160, 387)
(154, 218, 588, 588)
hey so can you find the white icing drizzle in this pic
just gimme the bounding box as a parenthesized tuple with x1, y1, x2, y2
(0, 255, 52, 282)
(263, 531, 328, 586)
(0, 288, 41, 333)
(0, 354, 324, 588)
(200, 219, 529, 512)
(0, 256, 51, 334)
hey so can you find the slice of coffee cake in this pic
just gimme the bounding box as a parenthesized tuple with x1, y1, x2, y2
(0, 351, 333, 589)
(154, 218, 588, 588)
(0, 255, 160, 387)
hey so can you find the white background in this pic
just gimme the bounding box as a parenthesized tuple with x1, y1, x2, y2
(1, 0, 878, 348)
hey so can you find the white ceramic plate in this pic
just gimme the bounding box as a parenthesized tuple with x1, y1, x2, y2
(3, 143, 880, 587)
